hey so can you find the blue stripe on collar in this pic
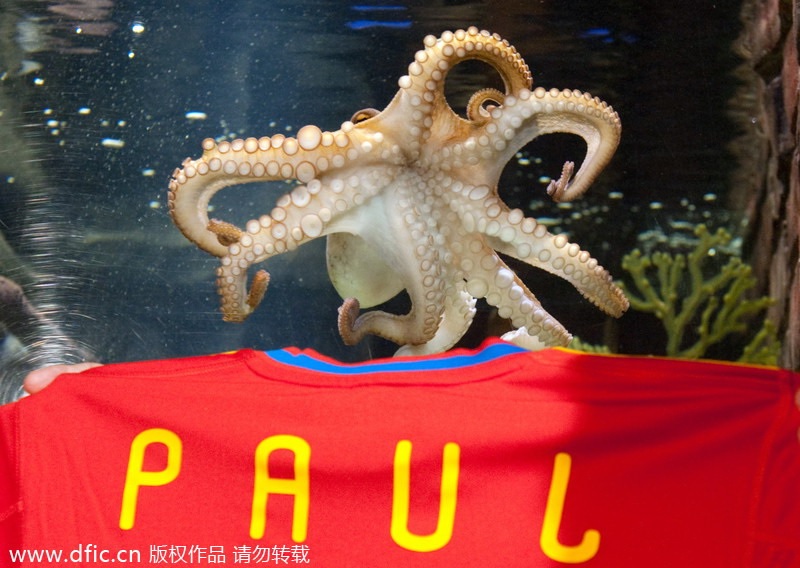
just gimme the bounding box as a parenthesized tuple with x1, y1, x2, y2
(263, 341, 527, 375)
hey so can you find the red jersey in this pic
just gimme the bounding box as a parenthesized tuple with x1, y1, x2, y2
(1, 339, 798, 567)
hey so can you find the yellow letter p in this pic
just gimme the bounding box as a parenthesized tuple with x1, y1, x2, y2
(119, 428, 182, 530)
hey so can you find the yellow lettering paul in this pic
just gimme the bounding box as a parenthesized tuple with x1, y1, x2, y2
(540, 452, 600, 563)
(250, 435, 310, 542)
(119, 428, 183, 530)
(391, 440, 460, 552)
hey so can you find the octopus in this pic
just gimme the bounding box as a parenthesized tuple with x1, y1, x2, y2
(168, 28, 628, 356)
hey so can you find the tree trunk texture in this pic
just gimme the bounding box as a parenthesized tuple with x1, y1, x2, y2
(734, 0, 800, 368)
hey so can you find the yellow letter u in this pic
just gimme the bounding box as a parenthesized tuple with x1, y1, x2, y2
(391, 440, 460, 552)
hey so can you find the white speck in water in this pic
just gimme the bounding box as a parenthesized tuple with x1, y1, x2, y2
(101, 138, 125, 149)
(185, 111, 208, 121)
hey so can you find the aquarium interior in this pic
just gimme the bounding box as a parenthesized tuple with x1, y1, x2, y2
(0, 0, 777, 401)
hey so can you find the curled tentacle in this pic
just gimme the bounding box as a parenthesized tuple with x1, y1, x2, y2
(398, 27, 532, 100)
(466, 88, 505, 122)
(392, 26, 533, 149)
(337, 297, 362, 345)
(247, 270, 269, 311)
(545, 161, 575, 202)
(498, 87, 621, 202)
(351, 108, 380, 124)
(338, 297, 442, 347)
(394, 285, 477, 357)
(208, 219, 244, 247)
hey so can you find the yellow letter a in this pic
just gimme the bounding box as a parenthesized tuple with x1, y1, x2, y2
(540, 452, 600, 563)
(250, 435, 310, 542)
(391, 440, 460, 552)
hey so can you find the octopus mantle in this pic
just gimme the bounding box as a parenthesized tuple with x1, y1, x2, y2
(168, 28, 628, 356)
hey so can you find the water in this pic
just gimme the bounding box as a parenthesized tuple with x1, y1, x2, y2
(0, 0, 753, 399)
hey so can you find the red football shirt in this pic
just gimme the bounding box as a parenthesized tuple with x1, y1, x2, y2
(1, 339, 798, 567)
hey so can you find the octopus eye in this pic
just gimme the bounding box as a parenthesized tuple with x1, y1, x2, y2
(350, 108, 380, 124)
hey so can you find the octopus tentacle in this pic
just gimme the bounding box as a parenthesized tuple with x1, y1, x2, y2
(338, 297, 439, 347)
(451, 192, 628, 317)
(246, 270, 269, 310)
(335, 182, 450, 346)
(208, 219, 245, 247)
(487, 222, 629, 318)
(437, 87, 621, 200)
(391, 27, 532, 156)
(337, 297, 361, 344)
(168, 121, 398, 257)
(336, 230, 448, 346)
(216, 167, 400, 322)
(216, 256, 264, 323)
(460, 234, 572, 347)
(394, 283, 477, 357)
(466, 88, 505, 122)
(494, 87, 621, 202)
(399, 27, 531, 100)
(351, 108, 381, 124)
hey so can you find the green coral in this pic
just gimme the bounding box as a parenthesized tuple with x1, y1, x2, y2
(617, 224, 779, 364)
(567, 336, 611, 354)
